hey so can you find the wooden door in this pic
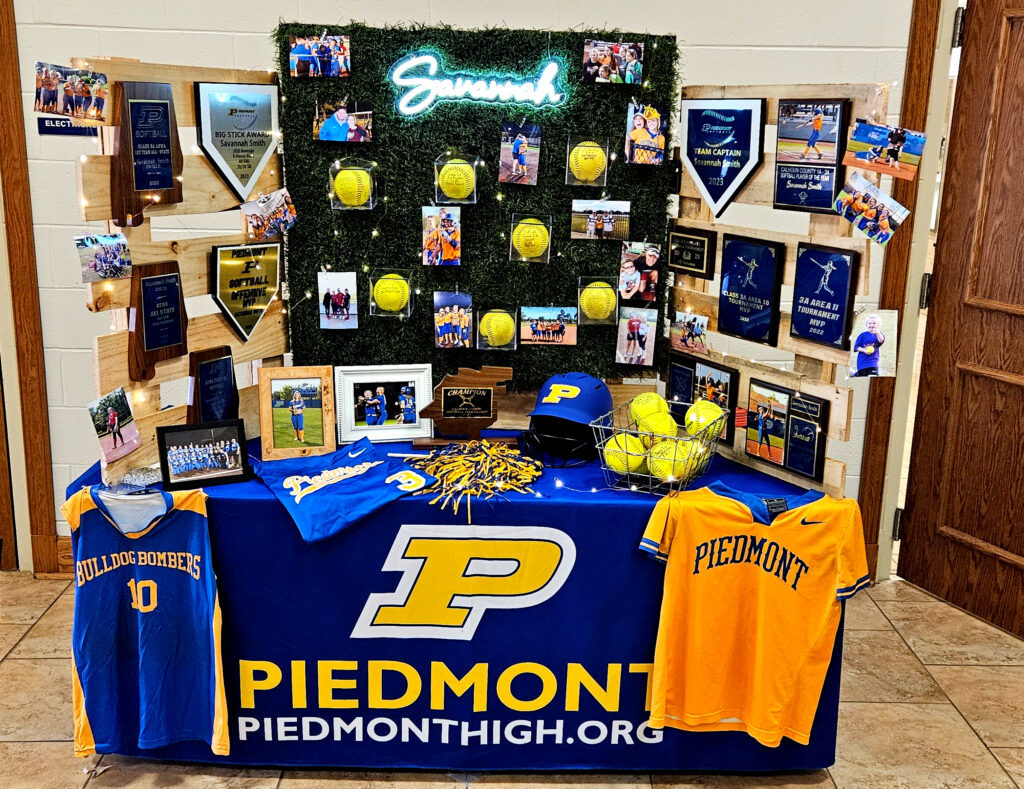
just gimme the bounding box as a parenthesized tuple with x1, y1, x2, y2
(900, 1, 1024, 636)
(0, 364, 17, 569)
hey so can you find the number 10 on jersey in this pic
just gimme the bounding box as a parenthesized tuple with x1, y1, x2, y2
(127, 578, 158, 612)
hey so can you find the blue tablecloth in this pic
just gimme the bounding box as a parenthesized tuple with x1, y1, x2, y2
(67, 442, 841, 771)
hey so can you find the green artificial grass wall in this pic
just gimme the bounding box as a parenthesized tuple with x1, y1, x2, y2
(275, 22, 678, 390)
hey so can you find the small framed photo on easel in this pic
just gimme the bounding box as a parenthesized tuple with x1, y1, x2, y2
(257, 366, 336, 460)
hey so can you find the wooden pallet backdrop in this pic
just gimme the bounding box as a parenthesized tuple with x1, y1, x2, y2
(674, 83, 888, 499)
(73, 58, 287, 489)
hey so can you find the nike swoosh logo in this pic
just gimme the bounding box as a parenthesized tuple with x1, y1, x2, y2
(801, 517, 825, 525)
(348, 448, 367, 458)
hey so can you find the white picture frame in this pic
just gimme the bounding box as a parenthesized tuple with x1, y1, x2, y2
(334, 364, 433, 444)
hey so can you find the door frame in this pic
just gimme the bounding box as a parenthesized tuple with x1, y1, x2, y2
(0, 0, 57, 573)
(857, 0, 956, 578)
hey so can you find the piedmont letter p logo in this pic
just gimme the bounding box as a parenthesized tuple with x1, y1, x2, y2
(352, 524, 576, 640)
(541, 384, 580, 404)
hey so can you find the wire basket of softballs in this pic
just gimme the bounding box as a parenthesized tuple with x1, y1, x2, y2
(589, 392, 728, 494)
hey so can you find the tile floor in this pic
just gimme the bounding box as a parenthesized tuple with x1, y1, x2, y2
(2, 572, 1023, 788)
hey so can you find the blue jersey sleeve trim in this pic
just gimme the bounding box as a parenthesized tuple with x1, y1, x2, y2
(837, 575, 871, 599)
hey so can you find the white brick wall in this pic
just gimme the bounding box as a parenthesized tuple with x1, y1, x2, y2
(12, 1, 910, 539)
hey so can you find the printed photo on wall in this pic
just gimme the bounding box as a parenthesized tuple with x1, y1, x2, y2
(848, 309, 898, 378)
(289, 34, 350, 78)
(743, 379, 790, 468)
(87, 386, 141, 464)
(354, 381, 418, 427)
(615, 307, 657, 366)
(774, 99, 849, 212)
(241, 188, 297, 241)
(570, 200, 630, 241)
(670, 311, 711, 355)
(422, 207, 461, 265)
(833, 172, 909, 247)
(842, 118, 926, 180)
(520, 306, 578, 346)
(618, 242, 660, 305)
(433, 291, 473, 348)
(34, 62, 108, 122)
(313, 99, 372, 142)
(582, 39, 644, 84)
(624, 102, 666, 165)
(317, 271, 357, 329)
(75, 233, 132, 283)
(499, 122, 541, 185)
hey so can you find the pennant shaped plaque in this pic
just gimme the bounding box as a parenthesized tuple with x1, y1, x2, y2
(679, 98, 765, 217)
(211, 242, 280, 341)
(195, 83, 279, 202)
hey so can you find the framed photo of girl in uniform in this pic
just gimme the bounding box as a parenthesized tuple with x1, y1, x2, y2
(257, 366, 336, 460)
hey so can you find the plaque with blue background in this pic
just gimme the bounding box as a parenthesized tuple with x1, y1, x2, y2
(140, 273, 184, 351)
(785, 394, 830, 481)
(679, 98, 765, 217)
(198, 356, 237, 422)
(717, 235, 784, 346)
(773, 99, 849, 213)
(790, 243, 858, 350)
(128, 99, 174, 191)
(667, 357, 694, 421)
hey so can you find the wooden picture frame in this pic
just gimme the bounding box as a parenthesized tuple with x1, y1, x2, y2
(258, 366, 336, 460)
(157, 419, 251, 491)
(668, 226, 717, 279)
(334, 364, 433, 444)
(186, 346, 238, 424)
(127, 261, 189, 382)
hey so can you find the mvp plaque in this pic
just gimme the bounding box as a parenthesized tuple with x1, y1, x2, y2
(211, 242, 281, 342)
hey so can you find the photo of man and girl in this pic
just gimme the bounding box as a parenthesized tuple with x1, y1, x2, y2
(317, 271, 357, 329)
(313, 100, 372, 142)
(581, 40, 644, 84)
(618, 242, 660, 305)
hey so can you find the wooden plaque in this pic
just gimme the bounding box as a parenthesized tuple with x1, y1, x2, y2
(258, 366, 336, 460)
(127, 261, 189, 382)
(416, 366, 512, 445)
(110, 81, 184, 227)
(186, 346, 238, 424)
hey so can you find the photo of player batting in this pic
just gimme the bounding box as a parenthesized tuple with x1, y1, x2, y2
(842, 118, 926, 180)
(615, 307, 657, 366)
(744, 381, 788, 466)
(434, 291, 473, 348)
(776, 100, 843, 165)
(87, 387, 142, 463)
(520, 307, 578, 346)
(499, 122, 541, 185)
(353, 382, 417, 426)
(271, 378, 324, 448)
(624, 102, 666, 165)
(313, 100, 372, 142)
(571, 200, 630, 241)
(422, 207, 461, 265)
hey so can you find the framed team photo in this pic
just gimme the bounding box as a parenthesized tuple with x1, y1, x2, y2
(833, 172, 910, 247)
(520, 306, 578, 346)
(434, 291, 473, 348)
(570, 200, 630, 241)
(624, 102, 666, 165)
(841, 118, 926, 181)
(313, 99, 372, 142)
(670, 310, 711, 355)
(774, 98, 849, 213)
(257, 366, 335, 460)
(241, 188, 296, 241)
(422, 207, 461, 265)
(156, 420, 251, 491)
(744, 379, 790, 468)
(668, 227, 716, 280)
(499, 122, 541, 185)
(75, 233, 132, 283)
(334, 364, 433, 444)
(619, 242, 660, 306)
(615, 307, 658, 367)
(582, 39, 644, 84)
(289, 34, 350, 78)
(87, 386, 142, 464)
(317, 271, 358, 329)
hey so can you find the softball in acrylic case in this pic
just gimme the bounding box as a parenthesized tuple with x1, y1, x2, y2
(369, 269, 413, 317)
(434, 151, 480, 205)
(578, 276, 619, 326)
(510, 214, 552, 262)
(329, 157, 378, 210)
